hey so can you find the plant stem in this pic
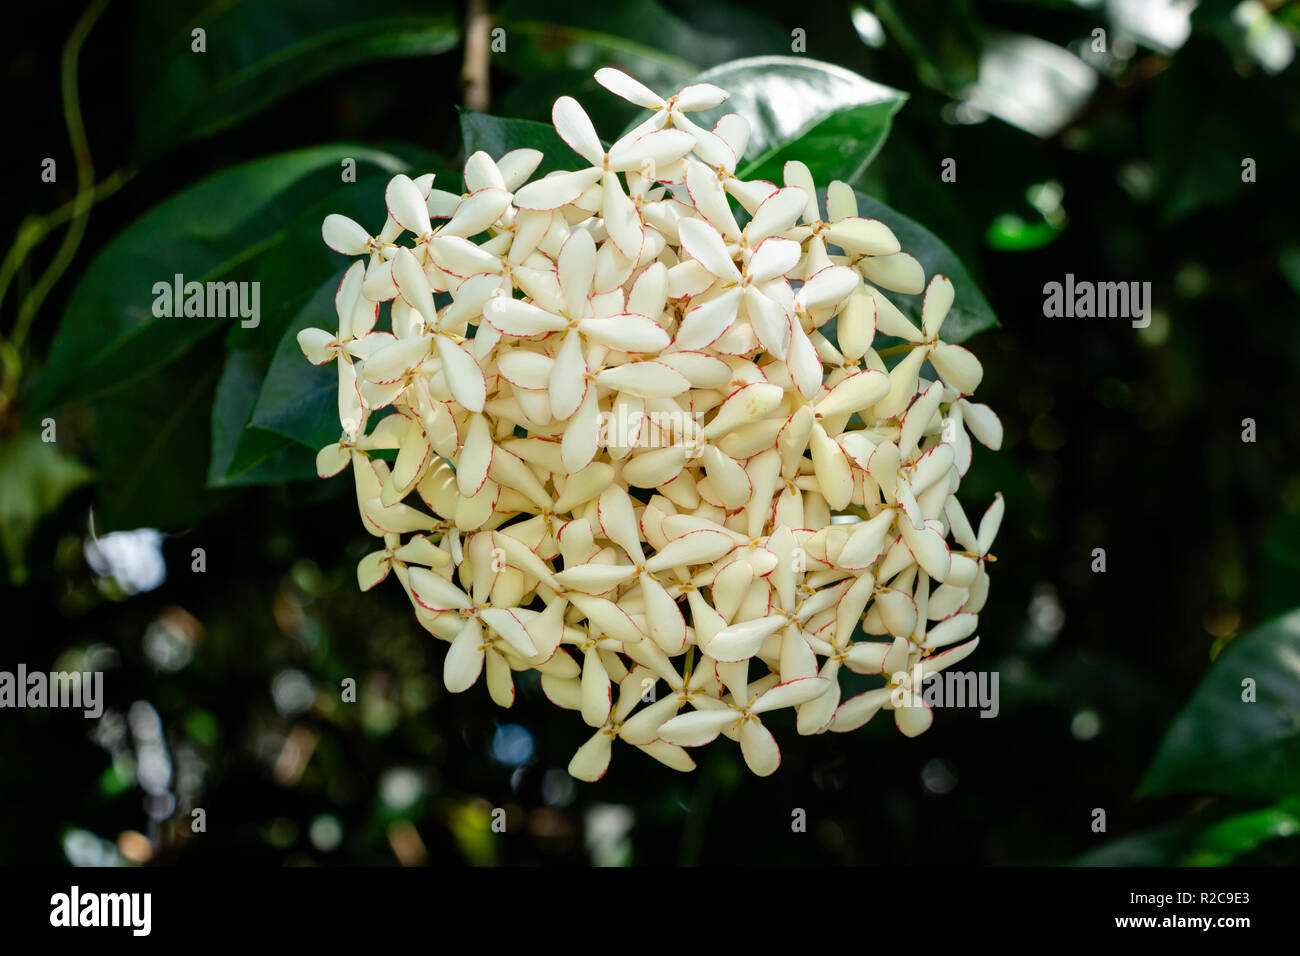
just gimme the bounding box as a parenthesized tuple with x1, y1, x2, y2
(0, 169, 133, 323)
(460, 0, 491, 113)
(9, 0, 111, 355)
(876, 342, 921, 357)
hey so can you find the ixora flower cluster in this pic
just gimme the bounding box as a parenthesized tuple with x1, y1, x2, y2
(301, 68, 1004, 781)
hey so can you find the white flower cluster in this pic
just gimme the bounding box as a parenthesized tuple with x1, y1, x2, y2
(301, 68, 1004, 780)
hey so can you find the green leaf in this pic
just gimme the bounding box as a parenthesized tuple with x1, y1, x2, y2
(31, 144, 427, 414)
(853, 190, 998, 343)
(132, 0, 458, 160)
(672, 57, 906, 186)
(209, 349, 318, 487)
(1261, 509, 1300, 618)
(1147, 57, 1270, 223)
(492, 0, 785, 132)
(1278, 243, 1300, 299)
(871, 0, 983, 95)
(1074, 816, 1209, 867)
(1138, 607, 1300, 801)
(1076, 798, 1300, 866)
(249, 273, 350, 451)
(93, 345, 230, 532)
(497, 0, 698, 78)
(0, 433, 93, 584)
(1181, 799, 1300, 866)
(458, 110, 581, 177)
(740, 99, 906, 189)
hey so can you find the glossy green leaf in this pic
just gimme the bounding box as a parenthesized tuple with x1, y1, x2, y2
(93, 345, 230, 532)
(1077, 798, 1300, 866)
(1261, 509, 1300, 618)
(0, 433, 93, 584)
(871, 0, 983, 95)
(493, 0, 786, 134)
(1147, 56, 1276, 223)
(1278, 243, 1300, 298)
(1181, 798, 1300, 865)
(961, 34, 1095, 139)
(671, 57, 907, 180)
(31, 144, 426, 415)
(459, 110, 581, 178)
(249, 273, 349, 452)
(740, 99, 905, 189)
(209, 349, 317, 487)
(853, 190, 999, 343)
(1139, 607, 1300, 801)
(1074, 816, 1208, 867)
(133, 0, 458, 160)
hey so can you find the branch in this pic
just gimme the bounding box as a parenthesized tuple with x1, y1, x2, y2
(460, 0, 491, 114)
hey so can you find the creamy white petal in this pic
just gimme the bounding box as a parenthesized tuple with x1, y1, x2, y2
(707, 615, 786, 662)
(747, 237, 801, 283)
(597, 361, 690, 398)
(436, 336, 486, 413)
(578, 314, 669, 352)
(860, 252, 925, 295)
(929, 343, 984, 394)
(739, 719, 781, 776)
(513, 168, 603, 210)
(552, 96, 606, 166)
(594, 67, 664, 108)
(385, 174, 432, 236)
(677, 217, 741, 282)
(675, 287, 742, 351)
(751, 676, 829, 713)
(658, 708, 739, 747)
(568, 730, 613, 781)
(827, 217, 900, 257)
(444, 618, 486, 692)
(549, 328, 589, 421)
(747, 186, 808, 243)
(322, 214, 371, 255)
(485, 297, 567, 337)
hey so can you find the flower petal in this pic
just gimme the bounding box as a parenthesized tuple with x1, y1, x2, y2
(444, 618, 486, 692)
(436, 335, 487, 413)
(513, 168, 603, 211)
(385, 174, 432, 236)
(677, 217, 741, 282)
(552, 96, 606, 166)
(747, 237, 801, 283)
(579, 314, 669, 352)
(322, 214, 370, 255)
(747, 186, 807, 243)
(568, 730, 613, 782)
(739, 719, 781, 776)
(675, 286, 742, 351)
(594, 67, 664, 108)
(658, 708, 738, 747)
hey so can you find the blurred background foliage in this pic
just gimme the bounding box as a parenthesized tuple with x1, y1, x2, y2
(2, 0, 1299, 866)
